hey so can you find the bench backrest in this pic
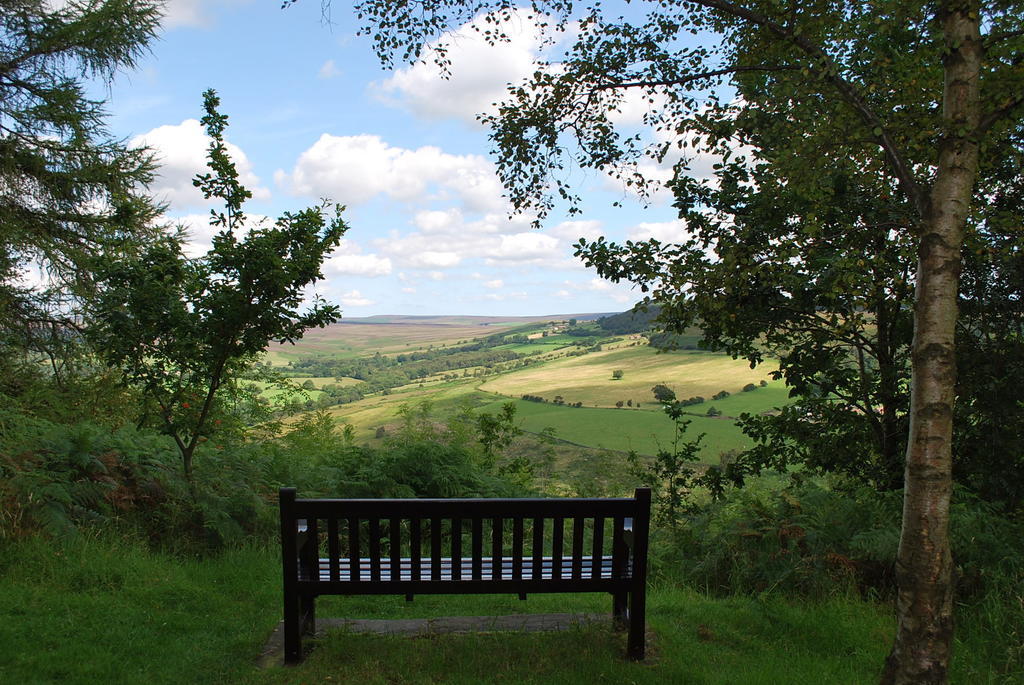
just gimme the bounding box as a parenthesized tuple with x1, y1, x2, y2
(280, 488, 650, 588)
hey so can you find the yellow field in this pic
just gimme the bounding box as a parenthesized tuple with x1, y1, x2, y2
(479, 345, 775, 408)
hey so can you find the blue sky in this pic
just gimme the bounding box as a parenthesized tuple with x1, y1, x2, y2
(95, 0, 706, 317)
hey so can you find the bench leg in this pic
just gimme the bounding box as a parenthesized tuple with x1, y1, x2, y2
(626, 588, 646, 661)
(612, 590, 628, 630)
(283, 591, 302, 663)
(301, 593, 316, 636)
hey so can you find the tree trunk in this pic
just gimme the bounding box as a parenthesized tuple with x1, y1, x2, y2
(881, 3, 981, 683)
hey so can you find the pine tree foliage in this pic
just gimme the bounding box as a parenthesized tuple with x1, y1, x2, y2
(0, 0, 164, 379)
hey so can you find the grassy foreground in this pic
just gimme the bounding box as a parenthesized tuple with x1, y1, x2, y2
(0, 534, 1009, 684)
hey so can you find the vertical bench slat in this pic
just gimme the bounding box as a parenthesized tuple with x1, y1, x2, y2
(611, 516, 625, 579)
(551, 517, 564, 580)
(471, 517, 483, 580)
(348, 517, 360, 583)
(492, 517, 503, 580)
(410, 518, 422, 582)
(304, 518, 319, 583)
(389, 518, 401, 582)
(368, 518, 381, 582)
(512, 517, 524, 580)
(431, 517, 442, 581)
(571, 516, 584, 579)
(591, 516, 605, 579)
(451, 518, 462, 580)
(531, 517, 544, 580)
(327, 517, 340, 582)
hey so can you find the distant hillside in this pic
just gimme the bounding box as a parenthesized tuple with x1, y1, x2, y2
(596, 305, 663, 334)
(339, 313, 615, 326)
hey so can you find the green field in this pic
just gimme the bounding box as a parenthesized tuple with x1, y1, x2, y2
(242, 380, 325, 403)
(268, 315, 790, 461)
(478, 397, 754, 459)
(479, 345, 776, 410)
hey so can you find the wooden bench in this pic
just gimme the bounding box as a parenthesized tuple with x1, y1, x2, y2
(279, 487, 651, 662)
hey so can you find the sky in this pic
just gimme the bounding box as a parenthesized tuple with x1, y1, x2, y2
(92, 0, 704, 318)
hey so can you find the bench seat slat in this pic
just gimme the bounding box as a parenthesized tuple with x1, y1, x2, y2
(300, 555, 622, 583)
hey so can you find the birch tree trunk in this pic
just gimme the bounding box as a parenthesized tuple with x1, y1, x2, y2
(881, 3, 982, 682)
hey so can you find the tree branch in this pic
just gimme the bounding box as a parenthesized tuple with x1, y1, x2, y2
(978, 94, 1024, 133)
(687, 0, 928, 218)
(593, 64, 800, 91)
(984, 27, 1024, 45)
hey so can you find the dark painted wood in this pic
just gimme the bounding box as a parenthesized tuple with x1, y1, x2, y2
(368, 519, 381, 582)
(279, 488, 300, 663)
(551, 517, 564, 580)
(410, 519, 421, 582)
(592, 516, 605, 580)
(512, 517, 524, 580)
(389, 518, 400, 582)
(347, 517, 360, 585)
(278, 487, 650, 663)
(451, 518, 462, 581)
(431, 518, 442, 581)
(471, 517, 483, 580)
(571, 517, 584, 580)
(531, 517, 544, 581)
(327, 517, 340, 582)
(293, 498, 637, 518)
(492, 517, 503, 581)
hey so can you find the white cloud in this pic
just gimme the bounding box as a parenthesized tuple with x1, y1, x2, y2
(549, 219, 604, 243)
(318, 59, 341, 79)
(160, 0, 209, 29)
(374, 10, 558, 125)
(277, 134, 505, 213)
(131, 119, 269, 212)
(484, 232, 560, 263)
(408, 251, 463, 269)
(325, 253, 392, 277)
(413, 208, 466, 233)
(374, 209, 580, 273)
(339, 290, 374, 307)
(484, 279, 504, 289)
(627, 220, 687, 243)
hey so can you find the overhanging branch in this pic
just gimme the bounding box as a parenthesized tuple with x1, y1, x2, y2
(687, 0, 928, 219)
(593, 64, 800, 90)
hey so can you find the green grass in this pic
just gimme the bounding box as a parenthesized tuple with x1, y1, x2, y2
(0, 534, 277, 685)
(696, 383, 792, 417)
(241, 380, 325, 403)
(0, 534, 1012, 684)
(478, 397, 755, 459)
